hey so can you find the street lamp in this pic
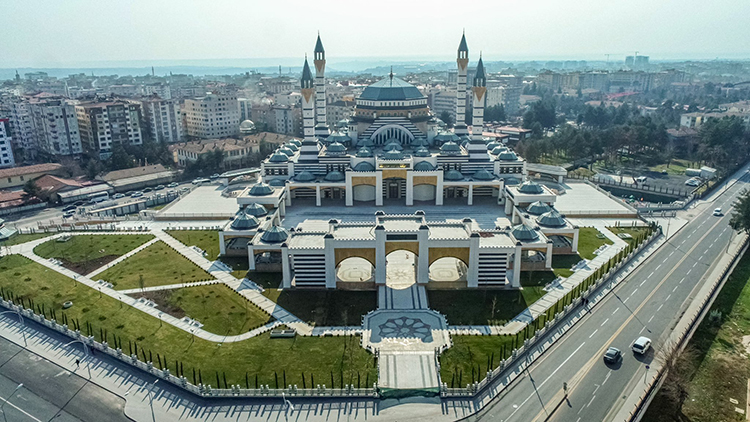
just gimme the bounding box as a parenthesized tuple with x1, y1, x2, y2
(1, 383, 23, 422)
(0, 310, 27, 346)
(147, 379, 159, 422)
(64, 340, 91, 379)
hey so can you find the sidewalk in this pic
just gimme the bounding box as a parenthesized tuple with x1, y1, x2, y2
(86, 237, 160, 278)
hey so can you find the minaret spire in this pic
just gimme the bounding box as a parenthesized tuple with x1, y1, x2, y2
(455, 31, 470, 136)
(314, 33, 330, 138)
(468, 53, 489, 162)
(299, 55, 320, 161)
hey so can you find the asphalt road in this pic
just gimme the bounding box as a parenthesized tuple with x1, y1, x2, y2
(0, 336, 131, 422)
(475, 171, 749, 422)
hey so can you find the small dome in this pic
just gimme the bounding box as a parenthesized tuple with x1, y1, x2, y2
(440, 141, 461, 155)
(497, 151, 518, 161)
(518, 181, 544, 195)
(244, 203, 268, 217)
(444, 169, 464, 181)
(410, 137, 429, 148)
(384, 141, 403, 151)
(231, 211, 260, 230)
(278, 147, 294, 157)
(289, 139, 302, 147)
(285, 143, 299, 152)
(248, 183, 274, 196)
(357, 138, 375, 147)
(526, 201, 552, 215)
(434, 132, 460, 143)
(413, 161, 436, 171)
(537, 209, 567, 227)
(326, 142, 346, 155)
(492, 146, 509, 155)
(383, 149, 404, 160)
(353, 161, 376, 172)
(472, 169, 494, 180)
(414, 147, 431, 157)
(294, 171, 316, 182)
(327, 131, 352, 145)
(436, 118, 447, 128)
(504, 176, 521, 185)
(239, 120, 255, 133)
(268, 178, 287, 187)
(268, 152, 288, 163)
(511, 224, 540, 242)
(356, 147, 374, 158)
(486, 141, 500, 150)
(336, 119, 349, 128)
(324, 171, 345, 182)
(260, 226, 289, 243)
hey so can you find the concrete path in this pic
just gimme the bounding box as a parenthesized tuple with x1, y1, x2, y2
(117, 279, 220, 294)
(85, 237, 160, 278)
(379, 352, 440, 390)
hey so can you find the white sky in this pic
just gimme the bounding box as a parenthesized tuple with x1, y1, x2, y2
(1, 0, 749, 68)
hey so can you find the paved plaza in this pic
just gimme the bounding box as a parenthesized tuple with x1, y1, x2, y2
(552, 181, 636, 215)
(158, 185, 239, 218)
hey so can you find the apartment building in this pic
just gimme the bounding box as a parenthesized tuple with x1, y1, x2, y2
(183, 93, 240, 139)
(28, 95, 83, 157)
(272, 105, 301, 136)
(0, 119, 15, 168)
(139, 97, 183, 143)
(76, 100, 144, 157)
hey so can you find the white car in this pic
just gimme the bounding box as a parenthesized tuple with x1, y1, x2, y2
(632, 336, 652, 354)
(713, 208, 723, 216)
(685, 178, 701, 187)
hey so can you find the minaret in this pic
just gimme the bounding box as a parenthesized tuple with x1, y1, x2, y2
(299, 56, 320, 162)
(454, 31, 469, 136)
(468, 54, 489, 161)
(313, 33, 330, 138)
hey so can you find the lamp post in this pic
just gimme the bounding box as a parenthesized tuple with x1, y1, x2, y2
(64, 340, 91, 379)
(147, 379, 159, 422)
(1, 383, 23, 422)
(0, 310, 26, 346)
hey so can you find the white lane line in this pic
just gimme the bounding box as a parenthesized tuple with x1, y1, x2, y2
(624, 297, 630, 304)
(693, 262, 698, 268)
(601, 318, 609, 327)
(662, 257, 668, 263)
(666, 294, 671, 301)
(0, 396, 43, 422)
(632, 288, 639, 294)
(602, 370, 612, 386)
(587, 395, 596, 408)
(679, 277, 685, 284)
(673, 285, 678, 292)
(640, 279, 647, 287)
(505, 343, 586, 420)
(648, 315, 655, 323)
(576, 417, 582, 422)
(589, 329, 598, 339)
(657, 304, 663, 312)
(612, 307, 620, 315)
(655, 264, 662, 271)
(647, 271, 654, 279)
(669, 251, 675, 257)
(686, 269, 692, 276)
(639, 326, 646, 334)
(593, 384, 600, 394)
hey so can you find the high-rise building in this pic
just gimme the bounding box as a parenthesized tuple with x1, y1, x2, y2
(183, 93, 240, 139)
(28, 95, 82, 157)
(0, 119, 15, 168)
(139, 97, 183, 143)
(76, 100, 144, 158)
(2, 99, 35, 159)
(238, 98, 253, 121)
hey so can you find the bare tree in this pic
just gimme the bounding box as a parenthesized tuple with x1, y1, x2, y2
(656, 339, 698, 420)
(138, 274, 145, 292)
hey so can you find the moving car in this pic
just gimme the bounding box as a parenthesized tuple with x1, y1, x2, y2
(713, 208, 723, 216)
(210, 173, 220, 179)
(167, 182, 179, 188)
(62, 205, 77, 212)
(130, 191, 143, 198)
(143, 187, 153, 193)
(603, 346, 622, 364)
(112, 193, 125, 199)
(632, 336, 652, 355)
(63, 210, 76, 218)
(192, 178, 210, 185)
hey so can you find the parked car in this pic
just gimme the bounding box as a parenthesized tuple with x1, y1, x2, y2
(603, 346, 622, 364)
(192, 178, 210, 185)
(632, 337, 651, 355)
(180, 187, 190, 193)
(73, 201, 85, 207)
(62, 205, 77, 212)
(155, 185, 165, 191)
(685, 178, 701, 187)
(143, 187, 153, 193)
(167, 182, 179, 188)
(112, 193, 125, 199)
(130, 191, 143, 198)
(713, 208, 723, 216)
(210, 173, 220, 179)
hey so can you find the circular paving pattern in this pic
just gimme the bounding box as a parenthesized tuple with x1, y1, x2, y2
(378, 316, 432, 341)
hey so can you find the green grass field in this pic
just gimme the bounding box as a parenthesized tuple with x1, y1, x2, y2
(439, 335, 514, 386)
(577, 227, 614, 260)
(0, 232, 52, 247)
(34, 234, 154, 274)
(607, 227, 652, 244)
(99, 241, 214, 290)
(135, 283, 273, 336)
(648, 158, 692, 176)
(0, 254, 376, 388)
(166, 230, 220, 260)
(262, 289, 377, 326)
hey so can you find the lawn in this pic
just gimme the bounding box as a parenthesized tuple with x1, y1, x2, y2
(577, 227, 614, 260)
(551, 255, 583, 278)
(135, 284, 273, 336)
(220, 256, 251, 279)
(0, 254, 376, 388)
(439, 335, 514, 386)
(166, 230, 220, 260)
(644, 251, 750, 421)
(99, 241, 214, 290)
(34, 234, 154, 274)
(648, 158, 692, 176)
(607, 227, 652, 244)
(262, 289, 377, 326)
(428, 276, 548, 326)
(0, 232, 52, 247)
(246, 271, 282, 289)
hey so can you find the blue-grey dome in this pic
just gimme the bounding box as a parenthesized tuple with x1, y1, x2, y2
(248, 183, 274, 196)
(285, 143, 299, 152)
(444, 169, 464, 181)
(384, 141, 403, 151)
(511, 224, 539, 242)
(504, 176, 521, 185)
(353, 161, 376, 172)
(289, 139, 302, 147)
(518, 181, 544, 195)
(268, 152, 288, 163)
(383, 149, 404, 160)
(440, 141, 461, 155)
(492, 146, 509, 155)
(356, 147, 373, 158)
(472, 169, 494, 180)
(243, 203, 268, 217)
(231, 211, 260, 230)
(434, 132, 460, 144)
(413, 161, 436, 171)
(411, 137, 429, 148)
(497, 151, 518, 161)
(278, 147, 294, 157)
(358, 76, 425, 101)
(326, 142, 346, 154)
(486, 141, 500, 150)
(327, 131, 352, 145)
(294, 171, 316, 182)
(526, 201, 551, 215)
(324, 171, 345, 182)
(357, 138, 375, 147)
(268, 178, 287, 187)
(260, 226, 289, 243)
(537, 209, 567, 228)
(414, 147, 431, 157)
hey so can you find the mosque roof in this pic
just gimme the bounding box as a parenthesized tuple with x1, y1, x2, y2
(518, 181, 544, 195)
(248, 182, 274, 196)
(260, 226, 289, 243)
(268, 178, 287, 187)
(496, 151, 518, 161)
(294, 171, 316, 182)
(537, 209, 567, 228)
(472, 168, 494, 180)
(231, 211, 260, 230)
(268, 152, 288, 162)
(511, 224, 540, 242)
(444, 169, 464, 181)
(353, 161, 376, 172)
(244, 203, 268, 217)
(413, 161, 436, 171)
(526, 201, 552, 215)
(384, 141, 403, 151)
(440, 141, 461, 154)
(358, 76, 425, 101)
(356, 147, 374, 158)
(324, 171, 345, 182)
(326, 142, 346, 154)
(383, 149, 404, 160)
(414, 147, 431, 157)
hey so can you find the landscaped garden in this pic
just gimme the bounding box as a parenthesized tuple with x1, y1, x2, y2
(33, 234, 154, 274)
(0, 254, 376, 388)
(577, 227, 614, 260)
(165, 230, 220, 260)
(262, 288, 377, 326)
(608, 226, 652, 243)
(134, 283, 274, 336)
(0, 232, 52, 247)
(99, 241, 214, 290)
(439, 335, 515, 386)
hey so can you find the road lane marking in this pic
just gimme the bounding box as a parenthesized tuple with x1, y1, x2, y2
(612, 307, 620, 315)
(647, 271, 654, 279)
(679, 277, 685, 284)
(586, 395, 596, 408)
(648, 315, 655, 323)
(589, 329, 598, 338)
(657, 304, 663, 312)
(602, 370, 612, 386)
(673, 285, 678, 292)
(686, 269, 692, 276)
(666, 294, 671, 301)
(0, 396, 43, 422)
(655, 264, 662, 271)
(600, 318, 609, 327)
(693, 262, 698, 268)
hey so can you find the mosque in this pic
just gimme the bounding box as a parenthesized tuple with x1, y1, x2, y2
(218, 33, 580, 289)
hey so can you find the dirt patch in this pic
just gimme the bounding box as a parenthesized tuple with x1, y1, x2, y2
(130, 290, 186, 319)
(58, 255, 120, 275)
(742, 335, 750, 355)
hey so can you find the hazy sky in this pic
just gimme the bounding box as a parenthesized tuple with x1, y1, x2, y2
(2, 0, 749, 68)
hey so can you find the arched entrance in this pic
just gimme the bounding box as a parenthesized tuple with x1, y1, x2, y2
(336, 257, 374, 283)
(385, 250, 417, 289)
(384, 178, 406, 199)
(429, 257, 468, 282)
(371, 124, 414, 146)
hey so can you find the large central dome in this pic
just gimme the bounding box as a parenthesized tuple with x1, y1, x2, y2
(358, 76, 425, 101)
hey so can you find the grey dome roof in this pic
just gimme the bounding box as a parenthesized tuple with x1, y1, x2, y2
(518, 181, 544, 195)
(486, 141, 500, 150)
(497, 151, 518, 161)
(537, 209, 567, 227)
(289, 139, 302, 147)
(327, 131, 352, 145)
(278, 147, 294, 156)
(384, 141, 403, 151)
(336, 119, 349, 128)
(504, 176, 521, 185)
(434, 132, 460, 143)
(411, 137, 429, 148)
(243, 203, 268, 217)
(260, 226, 289, 243)
(357, 138, 375, 147)
(285, 143, 299, 152)
(239, 120, 255, 129)
(526, 201, 551, 215)
(268, 152, 288, 162)
(356, 147, 373, 157)
(383, 149, 404, 160)
(268, 178, 287, 187)
(324, 171, 345, 182)
(492, 146, 509, 155)
(414, 147, 431, 157)
(358, 76, 425, 101)
(472, 169, 494, 180)
(353, 161, 376, 172)
(326, 142, 346, 154)
(413, 161, 436, 171)
(444, 169, 464, 181)
(294, 171, 316, 182)
(511, 224, 540, 242)
(440, 141, 461, 154)
(248, 182, 275, 196)
(231, 211, 260, 230)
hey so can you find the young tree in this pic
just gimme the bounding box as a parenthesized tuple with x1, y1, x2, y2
(730, 189, 750, 233)
(23, 179, 40, 198)
(439, 111, 455, 128)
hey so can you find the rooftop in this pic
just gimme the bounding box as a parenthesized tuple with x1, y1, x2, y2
(0, 163, 63, 179)
(358, 76, 425, 102)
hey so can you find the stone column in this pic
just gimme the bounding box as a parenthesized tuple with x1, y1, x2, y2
(436, 172, 444, 206)
(248, 246, 256, 270)
(345, 173, 353, 206)
(281, 246, 292, 288)
(324, 234, 336, 288)
(406, 172, 414, 206)
(546, 241, 553, 269)
(375, 225, 386, 284)
(417, 224, 429, 284)
(467, 233, 480, 288)
(511, 243, 523, 288)
(315, 185, 321, 206)
(572, 227, 579, 253)
(468, 184, 474, 206)
(219, 231, 226, 256)
(375, 172, 383, 207)
(285, 185, 292, 207)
